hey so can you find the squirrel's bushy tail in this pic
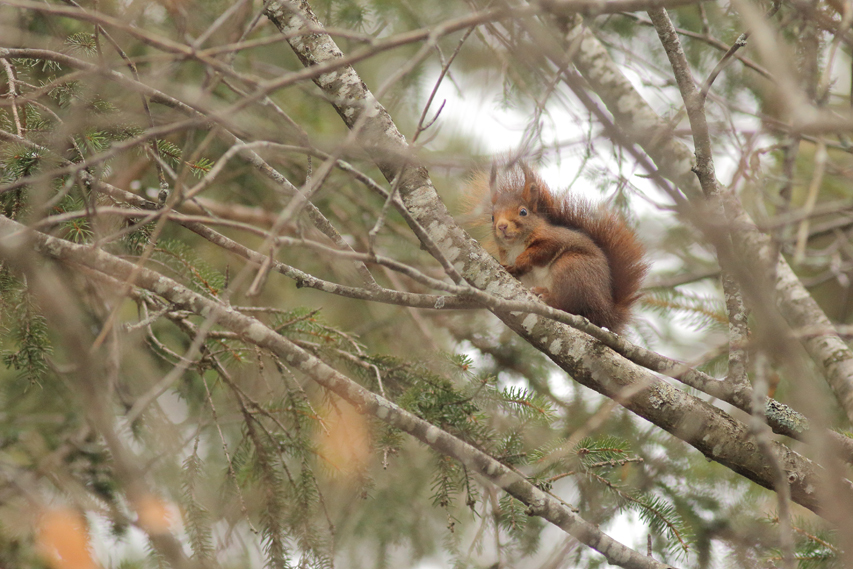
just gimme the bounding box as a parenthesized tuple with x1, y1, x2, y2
(543, 194, 649, 327)
(463, 162, 648, 328)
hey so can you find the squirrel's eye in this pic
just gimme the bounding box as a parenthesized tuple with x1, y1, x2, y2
(490, 215, 495, 222)
(519, 208, 528, 216)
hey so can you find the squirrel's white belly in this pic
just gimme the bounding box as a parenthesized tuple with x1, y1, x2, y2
(503, 242, 526, 266)
(520, 266, 552, 290)
(502, 241, 554, 291)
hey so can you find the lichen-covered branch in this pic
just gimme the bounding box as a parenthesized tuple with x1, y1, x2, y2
(562, 16, 853, 425)
(0, 214, 673, 569)
(260, 0, 840, 516)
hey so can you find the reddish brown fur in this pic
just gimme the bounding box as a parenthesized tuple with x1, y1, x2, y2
(465, 162, 648, 332)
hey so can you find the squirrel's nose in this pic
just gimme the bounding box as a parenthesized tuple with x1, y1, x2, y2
(496, 222, 508, 234)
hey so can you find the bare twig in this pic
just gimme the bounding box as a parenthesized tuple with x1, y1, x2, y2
(750, 352, 795, 569)
(794, 139, 827, 264)
(0, 213, 679, 569)
(1, 60, 23, 136)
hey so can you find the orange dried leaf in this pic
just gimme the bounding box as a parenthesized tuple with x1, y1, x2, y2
(37, 508, 97, 569)
(316, 399, 372, 477)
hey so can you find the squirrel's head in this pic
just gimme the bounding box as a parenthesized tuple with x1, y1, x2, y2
(489, 162, 547, 244)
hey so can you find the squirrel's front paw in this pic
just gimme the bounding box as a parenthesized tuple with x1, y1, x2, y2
(530, 287, 551, 301)
(502, 263, 520, 276)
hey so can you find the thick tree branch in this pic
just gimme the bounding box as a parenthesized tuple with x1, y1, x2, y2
(562, 17, 853, 426)
(260, 0, 842, 516)
(0, 214, 674, 569)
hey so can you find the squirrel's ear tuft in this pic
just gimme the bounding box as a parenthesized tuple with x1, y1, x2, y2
(526, 182, 540, 210)
(520, 163, 540, 209)
(489, 163, 499, 202)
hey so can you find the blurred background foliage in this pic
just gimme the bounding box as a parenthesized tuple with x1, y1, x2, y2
(0, 0, 852, 567)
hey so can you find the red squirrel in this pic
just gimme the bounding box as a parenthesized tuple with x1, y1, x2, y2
(468, 162, 648, 333)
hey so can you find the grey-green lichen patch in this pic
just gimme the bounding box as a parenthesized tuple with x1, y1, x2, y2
(700, 440, 724, 460)
(601, 541, 631, 565)
(522, 313, 539, 334)
(549, 338, 563, 354)
(822, 345, 851, 368)
(425, 425, 440, 444)
(151, 276, 175, 297)
(317, 71, 338, 87)
(405, 189, 435, 215)
(471, 271, 490, 289)
(314, 38, 344, 61)
(244, 320, 271, 343)
(442, 242, 459, 263)
(262, 1, 287, 21)
(527, 490, 547, 511)
(485, 459, 505, 478)
(484, 279, 503, 295)
(561, 333, 587, 356)
(343, 379, 365, 404)
(375, 401, 391, 420)
(430, 221, 449, 242)
(298, 354, 320, 373)
(579, 35, 611, 79)
(765, 399, 808, 434)
(363, 98, 382, 118)
(648, 381, 679, 409)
